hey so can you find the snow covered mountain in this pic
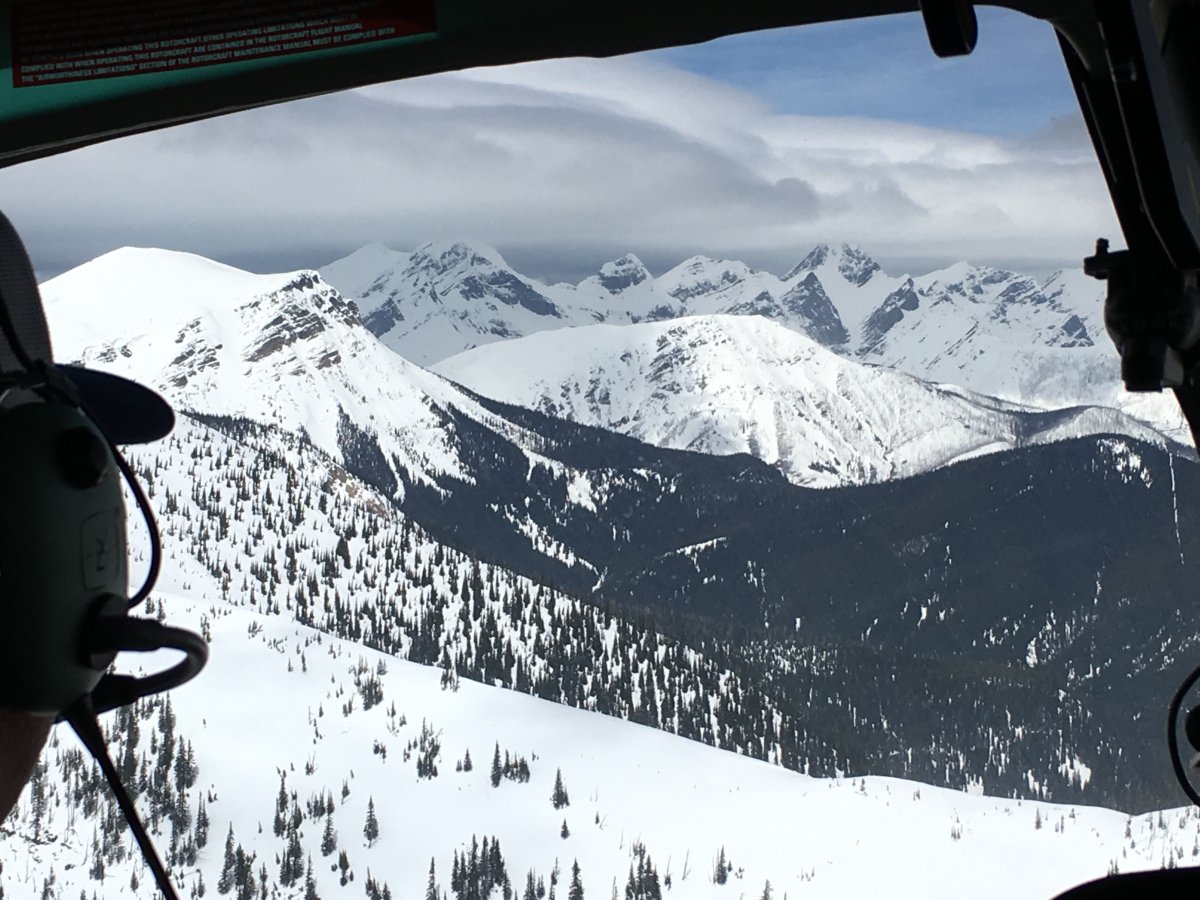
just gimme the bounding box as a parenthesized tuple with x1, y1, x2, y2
(6, 410, 1197, 900)
(40, 246, 493, 492)
(11, 598, 1195, 900)
(36, 244, 1200, 817)
(321, 240, 1187, 439)
(317, 241, 588, 365)
(433, 315, 1167, 487)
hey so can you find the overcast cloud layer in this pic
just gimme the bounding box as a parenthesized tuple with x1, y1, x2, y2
(0, 53, 1120, 283)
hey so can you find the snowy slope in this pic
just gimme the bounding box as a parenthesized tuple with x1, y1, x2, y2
(39, 247, 586, 497)
(3, 372, 1194, 898)
(434, 316, 1169, 487)
(8, 598, 1198, 900)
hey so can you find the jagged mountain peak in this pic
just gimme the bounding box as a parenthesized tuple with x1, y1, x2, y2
(594, 253, 651, 293)
(318, 242, 411, 304)
(658, 255, 764, 304)
(837, 243, 882, 286)
(410, 238, 512, 275)
(676, 253, 761, 275)
(779, 272, 850, 346)
(784, 242, 880, 286)
(784, 243, 831, 280)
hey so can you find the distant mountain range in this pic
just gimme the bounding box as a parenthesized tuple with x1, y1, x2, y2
(433, 315, 1165, 486)
(38, 245, 1200, 812)
(318, 239, 1186, 441)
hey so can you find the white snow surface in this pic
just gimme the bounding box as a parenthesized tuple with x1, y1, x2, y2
(9, 594, 1196, 900)
(40, 247, 559, 495)
(434, 316, 1169, 487)
(319, 239, 1189, 441)
(0, 297, 1189, 897)
(40, 245, 1182, 494)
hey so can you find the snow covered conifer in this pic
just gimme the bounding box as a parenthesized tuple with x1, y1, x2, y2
(551, 769, 570, 809)
(492, 743, 503, 788)
(273, 777, 288, 837)
(561, 819, 570, 839)
(713, 847, 728, 885)
(218, 825, 236, 894)
(568, 860, 584, 900)
(196, 796, 210, 848)
(304, 856, 320, 900)
(364, 798, 380, 847)
(426, 858, 439, 900)
(321, 813, 337, 856)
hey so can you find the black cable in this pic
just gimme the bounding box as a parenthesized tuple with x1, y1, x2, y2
(111, 443, 162, 608)
(64, 696, 181, 900)
(1167, 659, 1200, 807)
(87, 618, 209, 714)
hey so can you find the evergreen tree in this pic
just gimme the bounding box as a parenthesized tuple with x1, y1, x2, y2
(760, 880, 772, 900)
(281, 826, 304, 887)
(196, 796, 210, 848)
(561, 819, 570, 839)
(321, 813, 337, 856)
(551, 769, 570, 809)
(463, 750, 473, 772)
(426, 858, 439, 900)
(28, 762, 46, 841)
(624, 845, 660, 900)
(713, 847, 728, 885)
(466, 836, 481, 900)
(305, 857, 320, 900)
(452, 850, 465, 898)
(490, 838, 506, 892)
(364, 798, 380, 847)
(491, 743, 503, 788)
(217, 825, 236, 895)
(568, 860, 584, 900)
(273, 777, 288, 837)
(523, 871, 538, 900)
(417, 720, 441, 779)
(232, 844, 257, 900)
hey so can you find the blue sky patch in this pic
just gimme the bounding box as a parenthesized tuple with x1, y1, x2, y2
(649, 9, 1076, 136)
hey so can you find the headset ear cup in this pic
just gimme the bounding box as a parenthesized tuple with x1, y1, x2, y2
(0, 401, 127, 715)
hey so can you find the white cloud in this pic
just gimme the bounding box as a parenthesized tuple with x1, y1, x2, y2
(0, 55, 1119, 281)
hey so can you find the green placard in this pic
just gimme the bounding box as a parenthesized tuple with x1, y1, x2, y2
(0, 0, 436, 121)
